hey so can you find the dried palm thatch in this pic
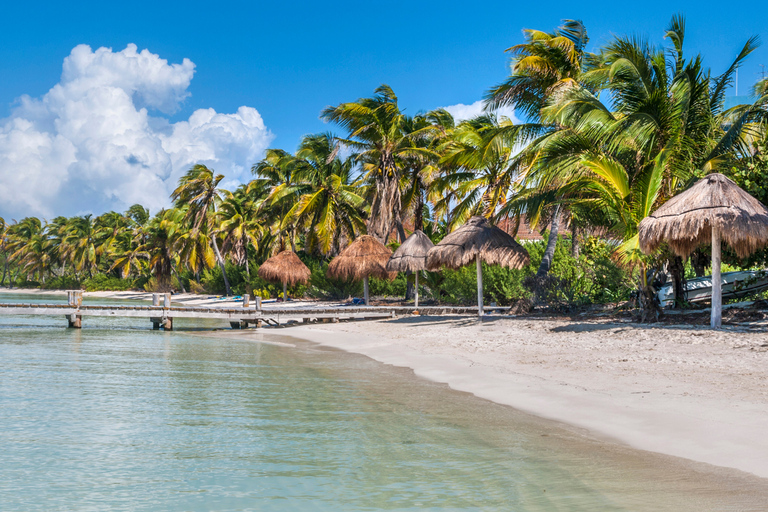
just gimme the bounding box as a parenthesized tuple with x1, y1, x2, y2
(638, 173, 768, 259)
(257, 251, 311, 286)
(426, 216, 530, 270)
(327, 235, 396, 281)
(386, 230, 434, 272)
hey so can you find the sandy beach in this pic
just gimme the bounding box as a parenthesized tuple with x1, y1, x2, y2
(231, 316, 768, 480)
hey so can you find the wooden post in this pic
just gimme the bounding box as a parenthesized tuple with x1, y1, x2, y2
(283, 281, 288, 302)
(711, 226, 722, 329)
(152, 294, 160, 306)
(364, 276, 370, 306)
(476, 256, 484, 317)
(255, 296, 262, 311)
(163, 293, 171, 308)
(67, 314, 82, 328)
(414, 272, 419, 309)
(242, 295, 250, 308)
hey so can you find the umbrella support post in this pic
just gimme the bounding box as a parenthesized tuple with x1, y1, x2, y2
(414, 272, 419, 309)
(476, 257, 484, 317)
(283, 282, 288, 303)
(364, 277, 370, 306)
(711, 227, 722, 329)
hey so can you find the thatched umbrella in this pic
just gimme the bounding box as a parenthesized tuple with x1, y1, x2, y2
(638, 173, 768, 328)
(257, 250, 311, 302)
(386, 230, 434, 308)
(327, 235, 396, 305)
(427, 216, 530, 316)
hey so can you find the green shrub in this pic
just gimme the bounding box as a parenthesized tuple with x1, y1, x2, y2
(81, 273, 135, 291)
(41, 275, 80, 290)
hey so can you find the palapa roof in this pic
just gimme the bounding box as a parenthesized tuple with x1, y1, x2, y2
(327, 235, 396, 281)
(638, 173, 768, 259)
(426, 216, 530, 270)
(257, 250, 311, 285)
(386, 230, 434, 273)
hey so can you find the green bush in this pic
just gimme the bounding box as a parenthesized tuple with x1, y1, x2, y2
(424, 235, 633, 306)
(368, 273, 407, 298)
(81, 273, 135, 291)
(41, 275, 80, 290)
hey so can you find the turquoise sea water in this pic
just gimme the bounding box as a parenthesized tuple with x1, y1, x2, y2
(2, 292, 768, 511)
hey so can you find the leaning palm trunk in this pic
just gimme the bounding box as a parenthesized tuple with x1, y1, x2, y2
(537, 204, 561, 277)
(211, 236, 232, 296)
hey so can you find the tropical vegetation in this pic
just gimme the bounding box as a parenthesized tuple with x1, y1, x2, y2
(2, 16, 767, 312)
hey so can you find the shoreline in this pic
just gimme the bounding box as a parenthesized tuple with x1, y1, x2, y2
(254, 317, 768, 479)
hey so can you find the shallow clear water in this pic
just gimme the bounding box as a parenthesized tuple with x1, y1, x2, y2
(1, 292, 767, 511)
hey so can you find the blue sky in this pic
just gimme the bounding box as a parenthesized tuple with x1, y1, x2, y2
(1, 0, 767, 218)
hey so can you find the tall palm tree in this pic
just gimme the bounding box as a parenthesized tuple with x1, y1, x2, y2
(322, 84, 430, 243)
(486, 19, 592, 276)
(171, 164, 232, 295)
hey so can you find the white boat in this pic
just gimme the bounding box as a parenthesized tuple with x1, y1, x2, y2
(657, 270, 768, 308)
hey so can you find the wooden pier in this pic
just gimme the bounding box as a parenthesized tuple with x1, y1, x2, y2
(0, 291, 505, 330)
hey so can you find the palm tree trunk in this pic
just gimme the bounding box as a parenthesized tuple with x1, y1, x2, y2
(414, 190, 424, 232)
(1, 257, 8, 286)
(244, 242, 250, 277)
(368, 158, 401, 243)
(669, 255, 685, 308)
(537, 204, 561, 277)
(570, 219, 580, 257)
(172, 267, 187, 293)
(211, 236, 232, 296)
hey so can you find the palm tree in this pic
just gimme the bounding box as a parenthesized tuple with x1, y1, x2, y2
(518, 15, 761, 306)
(171, 164, 232, 295)
(217, 185, 264, 276)
(284, 133, 367, 256)
(486, 19, 592, 277)
(251, 148, 308, 253)
(142, 209, 183, 289)
(401, 109, 455, 232)
(322, 84, 431, 243)
(0, 217, 9, 286)
(7, 217, 50, 283)
(61, 215, 98, 278)
(434, 114, 521, 229)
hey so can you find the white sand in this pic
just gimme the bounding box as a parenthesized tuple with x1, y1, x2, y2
(260, 316, 768, 479)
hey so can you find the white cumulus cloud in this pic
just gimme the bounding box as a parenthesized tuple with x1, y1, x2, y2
(0, 44, 273, 219)
(441, 100, 520, 124)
